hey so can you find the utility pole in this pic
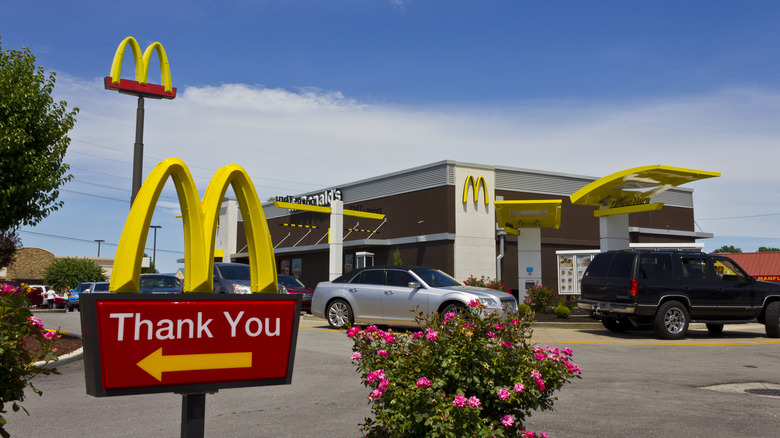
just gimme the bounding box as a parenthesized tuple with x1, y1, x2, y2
(94, 239, 105, 257)
(150, 225, 161, 267)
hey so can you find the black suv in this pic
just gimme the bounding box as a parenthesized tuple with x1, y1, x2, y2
(578, 250, 780, 339)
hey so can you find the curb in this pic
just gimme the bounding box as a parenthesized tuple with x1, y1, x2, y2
(35, 334, 84, 369)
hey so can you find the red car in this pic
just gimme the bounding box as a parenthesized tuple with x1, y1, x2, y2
(278, 275, 314, 313)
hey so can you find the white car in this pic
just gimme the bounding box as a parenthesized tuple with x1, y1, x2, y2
(312, 266, 518, 329)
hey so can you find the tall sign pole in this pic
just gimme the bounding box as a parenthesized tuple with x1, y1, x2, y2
(103, 36, 177, 205)
(133, 96, 145, 204)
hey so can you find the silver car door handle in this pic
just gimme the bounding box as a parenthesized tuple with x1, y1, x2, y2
(349, 288, 358, 292)
(384, 290, 394, 295)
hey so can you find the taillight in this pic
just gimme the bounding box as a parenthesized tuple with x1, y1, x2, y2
(630, 279, 638, 297)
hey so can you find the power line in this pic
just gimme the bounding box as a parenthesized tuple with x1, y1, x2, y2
(697, 212, 780, 221)
(19, 230, 184, 255)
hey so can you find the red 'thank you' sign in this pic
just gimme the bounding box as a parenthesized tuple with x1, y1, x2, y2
(81, 294, 301, 396)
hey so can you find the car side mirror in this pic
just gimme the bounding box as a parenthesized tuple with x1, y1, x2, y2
(408, 282, 421, 289)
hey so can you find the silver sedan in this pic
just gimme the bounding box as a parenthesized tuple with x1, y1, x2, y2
(311, 266, 518, 329)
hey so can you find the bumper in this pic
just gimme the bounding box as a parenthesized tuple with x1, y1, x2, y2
(577, 299, 636, 314)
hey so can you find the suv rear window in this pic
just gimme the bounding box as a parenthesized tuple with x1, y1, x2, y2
(584, 253, 614, 277)
(638, 253, 673, 280)
(606, 252, 634, 278)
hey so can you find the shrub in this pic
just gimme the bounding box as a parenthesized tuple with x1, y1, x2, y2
(517, 303, 531, 316)
(348, 301, 581, 437)
(464, 275, 511, 293)
(553, 305, 571, 319)
(524, 286, 557, 314)
(1, 283, 59, 437)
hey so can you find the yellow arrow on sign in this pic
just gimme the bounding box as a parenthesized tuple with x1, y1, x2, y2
(137, 348, 253, 381)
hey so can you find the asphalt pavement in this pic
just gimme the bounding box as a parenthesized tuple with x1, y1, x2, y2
(11, 309, 780, 437)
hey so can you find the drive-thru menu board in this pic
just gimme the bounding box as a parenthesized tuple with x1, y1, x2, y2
(556, 250, 599, 295)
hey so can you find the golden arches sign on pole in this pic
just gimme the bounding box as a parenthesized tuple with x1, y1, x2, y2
(110, 158, 277, 294)
(104, 36, 176, 99)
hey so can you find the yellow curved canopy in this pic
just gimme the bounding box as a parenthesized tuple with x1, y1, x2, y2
(494, 200, 562, 235)
(570, 165, 720, 215)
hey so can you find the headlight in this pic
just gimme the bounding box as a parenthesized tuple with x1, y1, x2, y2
(233, 284, 251, 294)
(479, 297, 498, 307)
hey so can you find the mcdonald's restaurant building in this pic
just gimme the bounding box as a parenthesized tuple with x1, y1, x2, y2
(217, 160, 710, 295)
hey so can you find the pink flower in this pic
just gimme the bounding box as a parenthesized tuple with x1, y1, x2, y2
(502, 341, 513, 348)
(497, 387, 511, 400)
(412, 331, 424, 339)
(536, 379, 545, 391)
(468, 300, 480, 307)
(376, 349, 389, 358)
(468, 396, 481, 407)
(511, 318, 520, 325)
(530, 369, 542, 380)
(501, 415, 514, 427)
(346, 326, 361, 337)
(416, 377, 431, 388)
(487, 331, 495, 338)
(366, 369, 386, 383)
(369, 388, 384, 400)
(541, 433, 549, 438)
(382, 332, 397, 343)
(561, 348, 573, 356)
(42, 331, 57, 339)
(351, 352, 362, 361)
(426, 329, 438, 341)
(452, 394, 467, 407)
(514, 383, 525, 393)
(534, 352, 546, 361)
(27, 316, 44, 330)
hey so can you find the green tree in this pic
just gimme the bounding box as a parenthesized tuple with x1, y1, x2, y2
(0, 39, 78, 233)
(713, 245, 742, 253)
(392, 247, 403, 266)
(758, 247, 780, 252)
(42, 257, 106, 291)
(0, 230, 21, 269)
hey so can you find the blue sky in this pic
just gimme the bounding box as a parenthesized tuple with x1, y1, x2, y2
(4, 1, 780, 274)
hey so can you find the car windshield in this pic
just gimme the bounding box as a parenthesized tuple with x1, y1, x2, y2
(93, 283, 110, 292)
(74, 283, 91, 292)
(411, 268, 461, 287)
(278, 276, 305, 288)
(219, 264, 251, 281)
(140, 276, 180, 288)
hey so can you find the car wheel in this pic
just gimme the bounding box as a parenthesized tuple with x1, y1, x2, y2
(706, 323, 724, 335)
(653, 300, 689, 340)
(441, 303, 465, 318)
(67, 305, 73, 312)
(325, 299, 353, 330)
(765, 301, 780, 338)
(601, 317, 630, 332)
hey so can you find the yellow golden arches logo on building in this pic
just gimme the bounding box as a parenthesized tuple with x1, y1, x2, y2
(462, 175, 489, 205)
(110, 158, 277, 294)
(104, 36, 176, 99)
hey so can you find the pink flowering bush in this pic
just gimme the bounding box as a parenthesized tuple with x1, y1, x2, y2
(348, 301, 581, 437)
(463, 275, 511, 293)
(1, 283, 60, 437)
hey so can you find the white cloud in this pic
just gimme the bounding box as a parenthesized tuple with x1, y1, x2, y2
(35, 78, 780, 272)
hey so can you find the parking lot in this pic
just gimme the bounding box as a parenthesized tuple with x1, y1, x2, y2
(6, 311, 780, 437)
